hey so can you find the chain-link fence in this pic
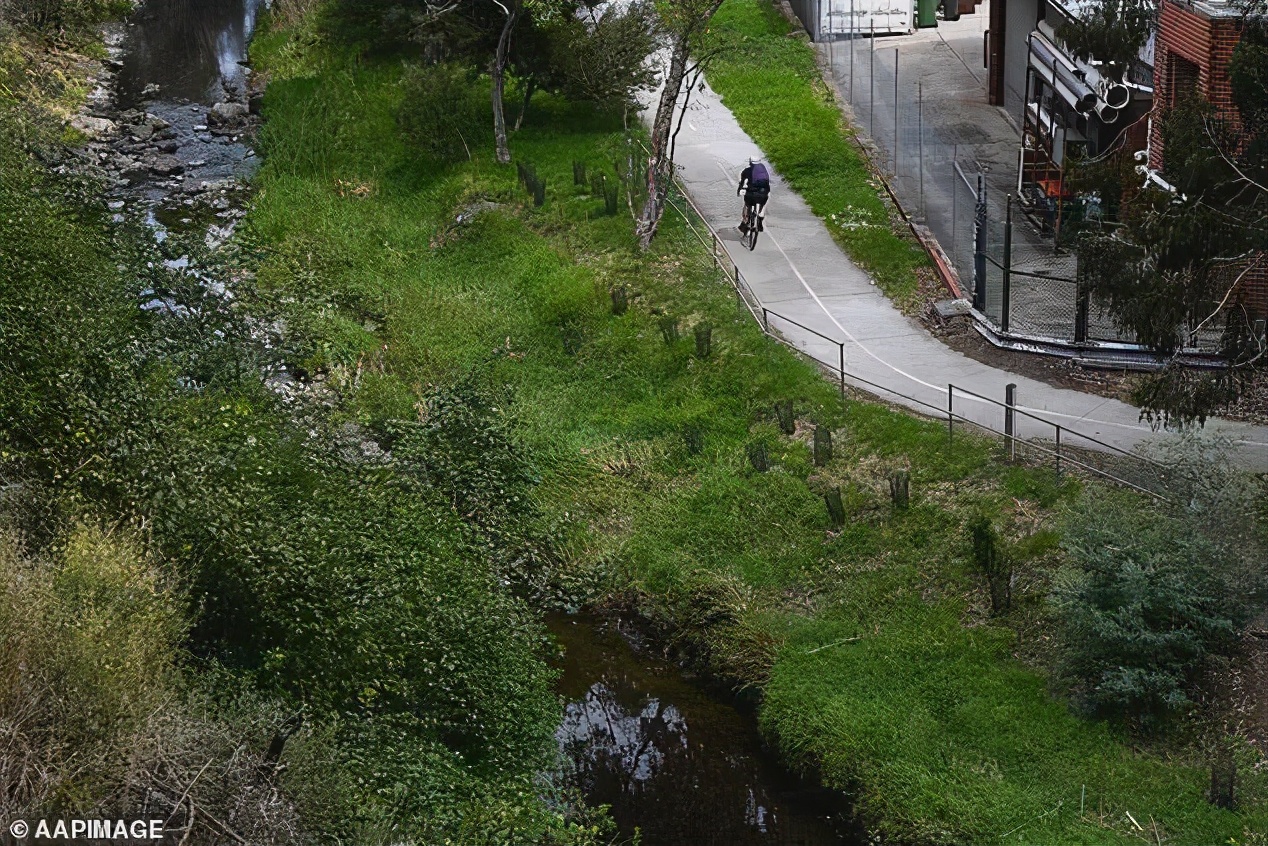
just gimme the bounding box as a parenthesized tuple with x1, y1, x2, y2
(812, 24, 1228, 354)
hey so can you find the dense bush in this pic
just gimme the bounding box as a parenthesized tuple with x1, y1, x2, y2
(1056, 480, 1260, 727)
(1, 48, 584, 844)
(0, 527, 315, 844)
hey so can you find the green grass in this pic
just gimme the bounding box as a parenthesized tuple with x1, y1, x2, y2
(246, 18, 1267, 845)
(704, 0, 932, 312)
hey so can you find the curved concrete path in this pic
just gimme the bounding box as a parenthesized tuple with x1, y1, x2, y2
(655, 77, 1268, 472)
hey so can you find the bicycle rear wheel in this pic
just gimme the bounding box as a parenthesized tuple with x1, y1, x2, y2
(745, 204, 759, 250)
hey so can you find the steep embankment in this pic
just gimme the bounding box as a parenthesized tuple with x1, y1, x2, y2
(1, 7, 583, 843)
(244, 5, 1267, 845)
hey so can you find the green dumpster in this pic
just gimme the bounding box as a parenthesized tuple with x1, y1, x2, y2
(917, 0, 939, 27)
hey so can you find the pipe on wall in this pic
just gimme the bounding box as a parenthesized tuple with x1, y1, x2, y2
(1028, 35, 1097, 112)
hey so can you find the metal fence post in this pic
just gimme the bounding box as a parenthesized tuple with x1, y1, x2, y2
(1002, 194, 1013, 333)
(952, 148, 958, 270)
(762, 307, 769, 331)
(947, 384, 954, 443)
(1055, 427, 1062, 474)
(839, 342, 846, 395)
(1004, 383, 1017, 462)
(1075, 277, 1089, 343)
(893, 48, 899, 177)
(918, 80, 924, 219)
(849, 0, 855, 101)
(973, 173, 986, 312)
(870, 19, 875, 137)
(712, 232, 719, 270)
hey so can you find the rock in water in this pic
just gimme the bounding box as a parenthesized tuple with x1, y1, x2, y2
(147, 155, 185, 176)
(209, 102, 249, 125)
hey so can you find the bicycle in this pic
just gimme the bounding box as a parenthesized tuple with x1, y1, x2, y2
(739, 199, 763, 250)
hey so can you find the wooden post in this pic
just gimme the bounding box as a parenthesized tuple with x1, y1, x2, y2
(813, 427, 833, 467)
(889, 469, 909, 509)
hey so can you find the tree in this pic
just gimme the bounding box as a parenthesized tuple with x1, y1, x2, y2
(545, 0, 658, 123)
(1072, 3, 1268, 426)
(489, 0, 522, 163)
(1057, 0, 1155, 80)
(636, 0, 725, 249)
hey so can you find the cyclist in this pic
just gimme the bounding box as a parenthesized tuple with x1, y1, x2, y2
(737, 157, 770, 233)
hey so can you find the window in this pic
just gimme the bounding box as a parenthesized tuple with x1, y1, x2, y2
(1169, 53, 1201, 105)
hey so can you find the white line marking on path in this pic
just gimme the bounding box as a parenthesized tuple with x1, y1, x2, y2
(710, 161, 1268, 446)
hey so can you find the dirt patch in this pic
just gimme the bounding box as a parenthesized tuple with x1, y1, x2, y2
(922, 309, 1139, 399)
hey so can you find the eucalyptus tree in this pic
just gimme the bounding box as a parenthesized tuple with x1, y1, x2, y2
(637, 0, 725, 249)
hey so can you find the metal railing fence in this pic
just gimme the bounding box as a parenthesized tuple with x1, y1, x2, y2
(659, 177, 1180, 499)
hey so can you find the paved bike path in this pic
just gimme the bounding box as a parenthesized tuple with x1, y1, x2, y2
(654, 77, 1268, 470)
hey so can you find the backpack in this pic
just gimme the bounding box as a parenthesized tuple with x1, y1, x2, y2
(750, 163, 769, 186)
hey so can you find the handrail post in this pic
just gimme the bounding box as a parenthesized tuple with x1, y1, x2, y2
(762, 307, 769, 332)
(839, 342, 846, 396)
(1055, 426, 1062, 474)
(1004, 383, 1017, 462)
(713, 232, 719, 270)
(947, 384, 954, 443)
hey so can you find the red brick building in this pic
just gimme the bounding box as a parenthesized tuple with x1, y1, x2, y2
(1149, 0, 1249, 172)
(1149, 0, 1268, 320)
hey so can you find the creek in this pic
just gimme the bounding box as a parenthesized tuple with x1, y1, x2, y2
(550, 615, 866, 845)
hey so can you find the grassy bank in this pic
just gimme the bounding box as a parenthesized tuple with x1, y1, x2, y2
(243, 8, 1267, 844)
(1, 13, 590, 844)
(704, 0, 933, 312)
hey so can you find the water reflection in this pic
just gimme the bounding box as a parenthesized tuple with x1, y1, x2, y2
(551, 616, 862, 846)
(116, 0, 266, 108)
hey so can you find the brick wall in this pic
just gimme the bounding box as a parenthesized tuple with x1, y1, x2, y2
(1148, 2, 1265, 319)
(1149, 0, 1246, 171)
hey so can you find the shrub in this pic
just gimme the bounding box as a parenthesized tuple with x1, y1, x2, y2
(0, 0, 130, 38)
(398, 62, 488, 162)
(1055, 487, 1256, 727)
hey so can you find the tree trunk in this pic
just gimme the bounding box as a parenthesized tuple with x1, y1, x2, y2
(491, 3, 520, 164)
(514, 78, 535, 132)
(636, 35, 691, 249)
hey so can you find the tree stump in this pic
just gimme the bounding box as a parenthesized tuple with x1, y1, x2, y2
(611, 286, 628, 316)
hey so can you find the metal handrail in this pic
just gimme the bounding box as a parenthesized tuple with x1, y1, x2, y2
(643, 148, 1176, 496)
(948, 383, 1171, 470)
